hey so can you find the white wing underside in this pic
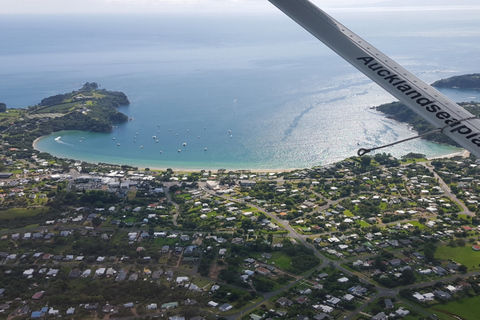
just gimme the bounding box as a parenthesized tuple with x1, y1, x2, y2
(269, 0, 480, 158)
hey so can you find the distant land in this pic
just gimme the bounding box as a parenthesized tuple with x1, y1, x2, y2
(376, 73, 480, 147)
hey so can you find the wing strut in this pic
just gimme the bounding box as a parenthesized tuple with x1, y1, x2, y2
(268, 0, 480, 158)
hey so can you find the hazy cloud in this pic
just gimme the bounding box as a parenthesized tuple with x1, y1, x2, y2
(2, 0, 480, 14)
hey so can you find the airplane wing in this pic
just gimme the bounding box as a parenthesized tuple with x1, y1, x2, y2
(268, 0, 480, 158)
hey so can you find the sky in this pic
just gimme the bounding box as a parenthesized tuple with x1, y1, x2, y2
(2, 0, 480, 14)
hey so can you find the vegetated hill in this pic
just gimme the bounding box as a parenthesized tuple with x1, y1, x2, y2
(432, 73, 480, 90)
(0, 82, 130, 151)
(30, 82, 130, 133)
(375, 101, 480, 147)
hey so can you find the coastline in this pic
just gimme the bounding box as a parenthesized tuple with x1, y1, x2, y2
(33, 133, 466, 173)
(32, 135, 298, 173)
(32, 137, 41, 151)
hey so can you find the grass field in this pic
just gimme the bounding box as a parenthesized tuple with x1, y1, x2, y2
(409, 220, 426, 229)
(270, 251, 292, 270)
(251, 251, 292, 270)
(0, 207, 44, 220)
(357, 220, 371, 228)
(429, 295, 480, 320)
(436, 245, 480, 270)
(0, 110, 23, 118)
(344, 210, 354, 217)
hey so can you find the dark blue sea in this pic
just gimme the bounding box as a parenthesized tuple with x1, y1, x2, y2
(1, 8, 480, 170)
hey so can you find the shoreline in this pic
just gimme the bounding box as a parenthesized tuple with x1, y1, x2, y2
(33, 134, 467, 173)
(32, 135, 298, 173)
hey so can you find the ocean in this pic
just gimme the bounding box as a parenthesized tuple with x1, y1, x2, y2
(1, 7, 480, 170)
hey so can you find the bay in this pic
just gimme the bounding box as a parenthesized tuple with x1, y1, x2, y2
(1, 8, 479, 170)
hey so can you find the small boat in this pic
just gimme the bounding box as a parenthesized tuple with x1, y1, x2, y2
(204, 147, 207, 151)
(183, 142, 187, 146)
(117, 143, 120, 146)
(159, 151, 162, 154)
(156, 140, 159, 143)
(178, 149, 181, 153)
(140, 145, 143, 148)
(113, 137, 115, 140)
(152, 135, 156, 139)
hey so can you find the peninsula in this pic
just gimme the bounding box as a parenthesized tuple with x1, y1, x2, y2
(376, 74, 480, 146)
(1, 82, 129, 151)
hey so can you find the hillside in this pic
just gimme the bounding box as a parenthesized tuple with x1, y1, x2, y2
(0, 83, 130, 151)
(376, 101, 480, 147)
(432, 73, 480, 90)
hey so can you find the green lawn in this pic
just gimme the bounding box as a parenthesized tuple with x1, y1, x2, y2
(429, 295, 480, 320)
(409, 220, 426, 229)
(270, 251, 293, 270)
(0, 207, 45, 220)
(436, 245, 480, 270)
(251, 251, 292, 270)
(344, 210, 354, 217)
(357, 220, 371, 228)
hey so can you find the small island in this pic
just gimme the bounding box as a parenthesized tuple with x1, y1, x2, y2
(376, 74, 480, 147)
(0, 82, 130, 151)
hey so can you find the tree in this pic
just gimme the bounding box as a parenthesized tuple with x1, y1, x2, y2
(424, 242, 437, 261)
(401, 268, 416, 285)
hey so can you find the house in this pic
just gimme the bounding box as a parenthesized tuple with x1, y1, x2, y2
(384, 299, 394, 309)
(102, 304, 118, 313)
(296, 295, 308, 304)
(84, 303, 98, 310)
(343, 293, 355, 301)
(349, 286, 368, 296)
(276, 297, 293, 307)
(337, 277, 349, 283)
(32, 291, 44, 300)
(396, 307, 410, 317)
(161, 302, 178, 310)
(176, 276, 189, 284)
(316, 305, 333, 313)
(326, 297, 341, 306)
(433, 290, 451, 300)
(371, 312, 387, 320)
(219, 303, 233, 312)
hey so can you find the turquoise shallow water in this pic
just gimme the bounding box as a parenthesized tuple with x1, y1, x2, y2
(2, 10, 480, 170)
